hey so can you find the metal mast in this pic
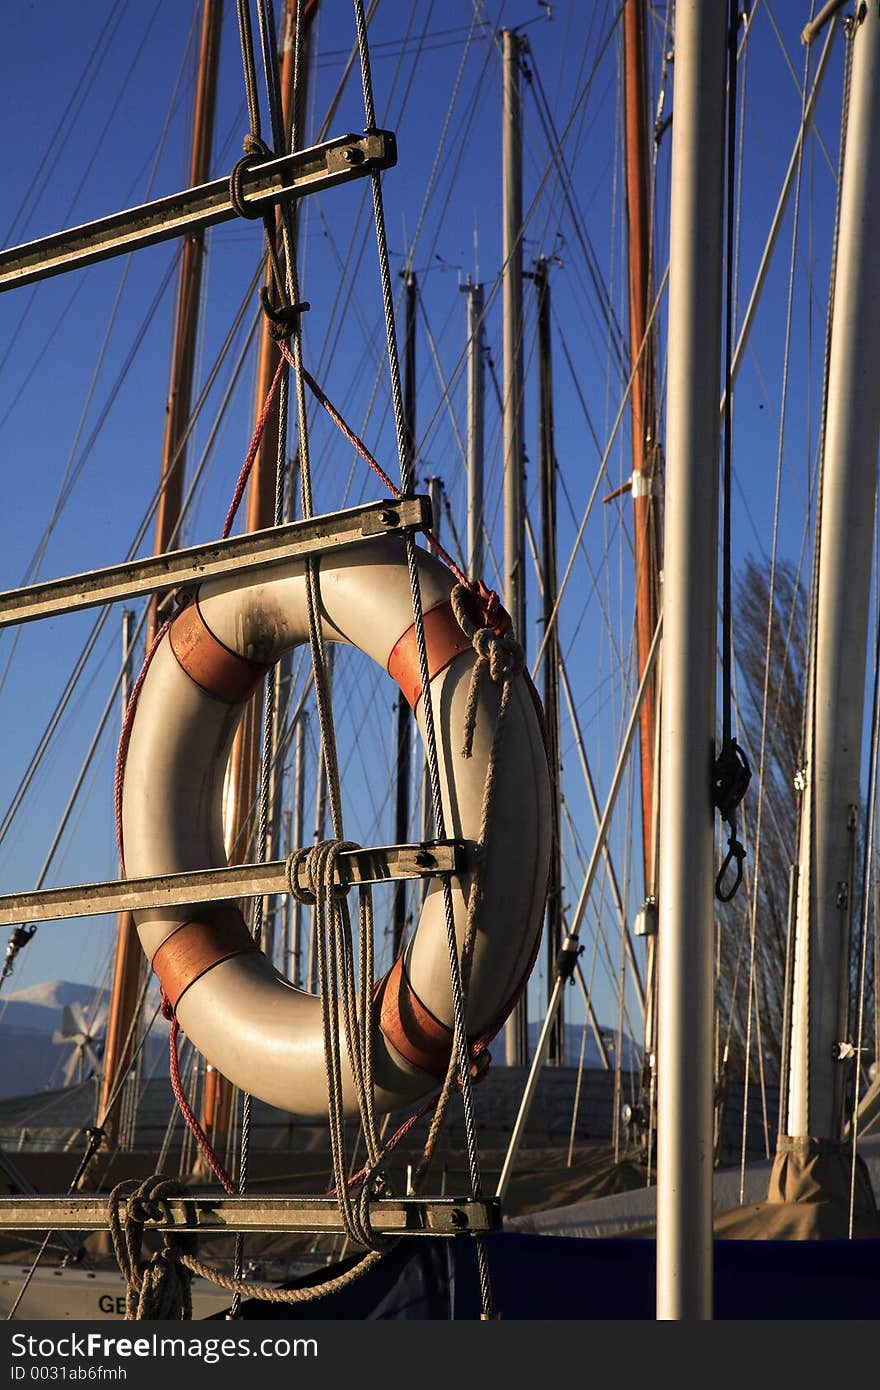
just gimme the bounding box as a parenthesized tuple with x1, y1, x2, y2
(788, 4, 880, 1143)
(534, 258, 564, 1067)
(656, 0, 727, 1320)
(391, 268, 418, 961)
(502, 26, 528, 1066)
(462, 278, 485, 582)
(98, 0, 223, 1145)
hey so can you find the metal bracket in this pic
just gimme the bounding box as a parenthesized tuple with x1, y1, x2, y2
(0, 131, 397, 291)
(0, 840, 476, 928)
(631, 470, 663, 500)
(0, 496, 430, 629)
(554, 932, 584, 983)
(634, 896, 658, 937)
(0, 1193, 501, 1238)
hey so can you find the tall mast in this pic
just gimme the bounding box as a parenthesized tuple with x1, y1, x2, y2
(420, 476, 443, 851)
(656, 0, 726, 1320)
(788, 5, 880, 1143)
(502, 27, 528, 1066)
(623, 0, 662, 898)
(462, 278, 485, 582)
(534, 258, 564, 1067)
(204, 0, 317, 1149)
(392, 269, 417, 961)
(98, 0, 223, 1144)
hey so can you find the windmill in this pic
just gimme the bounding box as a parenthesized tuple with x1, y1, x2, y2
(51, 1001, 107, 1086)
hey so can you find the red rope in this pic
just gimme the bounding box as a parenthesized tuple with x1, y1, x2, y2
(279, 343, 474, 591)
(221, 350, 287, 540)
(337, 1040, 493, 1195)
(117, 346, 532, 1196)
(334, 1098, 435, 1195)
(164, 996, 238, 1195)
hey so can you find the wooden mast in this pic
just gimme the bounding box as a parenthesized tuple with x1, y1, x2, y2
(623, 0, 662, 900)
(202, 0, 317, 1149)
(98, 0, 223, 1146)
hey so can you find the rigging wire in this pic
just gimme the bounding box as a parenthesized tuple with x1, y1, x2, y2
(0, 0, 194, 476)
(356, 0, 495, 1315)
(2, 0, 130, 248)
(762, 0, 836, 178)
(712, 0, 752, 907)
(529, 263, 669, 681)
(520, 37, 628, 378)
(0, 286, 267, 985)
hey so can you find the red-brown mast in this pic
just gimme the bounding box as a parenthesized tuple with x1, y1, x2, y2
(623, 0, 661, 897)
(98, 0, 224, 1146)
(202, 0, 317, 1150)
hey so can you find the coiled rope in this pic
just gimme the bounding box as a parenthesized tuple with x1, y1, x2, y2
(108, 1175, 386, 1314)
(286, 840, 392, 1253)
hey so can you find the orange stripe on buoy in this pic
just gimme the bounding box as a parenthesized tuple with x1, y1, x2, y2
(152, 904, 260, 1011)
(376, 953, 453, 1077)
(170, 602, 268, 703)
(386, 600, 473, 710)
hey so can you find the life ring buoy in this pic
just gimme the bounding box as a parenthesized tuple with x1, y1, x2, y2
(120, 536, 551, 1117)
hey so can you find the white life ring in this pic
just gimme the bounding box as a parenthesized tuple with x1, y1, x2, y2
(120, 536, 551, 1117)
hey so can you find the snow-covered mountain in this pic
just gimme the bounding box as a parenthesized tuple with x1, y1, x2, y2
(0, 980, 168, 1101)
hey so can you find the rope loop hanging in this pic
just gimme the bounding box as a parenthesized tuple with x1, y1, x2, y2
(715, 820, 747, 904)
(713, 734, 750, 900)
(228, 133, 274, 220)
(451, 584, 524, 760)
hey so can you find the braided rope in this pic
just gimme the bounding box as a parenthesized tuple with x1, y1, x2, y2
(165, 1001, 237, 1196)
(108, 1177, 196, 1321)
(341, 19, 495, 1271)
(181, 1247, 384, 1304)
(280, 345, 471, 586)
(220, 351, 287, 539)
(286, 843, 393, 1252)
(108, 1174, 384, 1314)
(411, 589, 524, 1193)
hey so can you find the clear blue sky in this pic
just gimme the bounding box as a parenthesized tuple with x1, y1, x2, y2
(0, 2, 848, 1058)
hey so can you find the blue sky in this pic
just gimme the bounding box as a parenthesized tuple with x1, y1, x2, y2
(0, 2, 851, 1059)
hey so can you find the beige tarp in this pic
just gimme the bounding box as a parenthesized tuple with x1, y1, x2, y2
(712, 1134, 880, 1239)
